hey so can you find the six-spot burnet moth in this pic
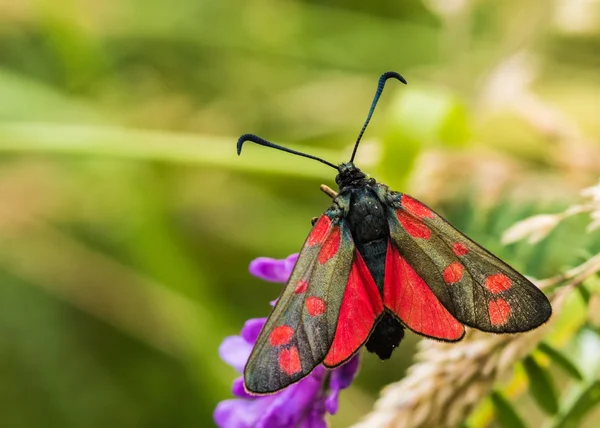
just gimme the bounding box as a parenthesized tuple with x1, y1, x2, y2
(237, 71, 552, 394)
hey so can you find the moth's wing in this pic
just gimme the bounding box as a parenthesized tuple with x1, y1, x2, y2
(383, 238, 465, 341)
(384, 191, 552, 334)
(243, 212, 355, 394)
(323, 249, 384, 368)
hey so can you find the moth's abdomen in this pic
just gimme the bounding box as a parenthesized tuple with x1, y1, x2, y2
(365, 312, 405, 360)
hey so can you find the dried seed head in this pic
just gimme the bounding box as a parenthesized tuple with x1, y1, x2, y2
(351, 283, 577, 428)
(502, 214, 562, 244)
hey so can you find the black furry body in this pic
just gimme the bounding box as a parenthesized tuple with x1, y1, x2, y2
(338, 167, 405, 360)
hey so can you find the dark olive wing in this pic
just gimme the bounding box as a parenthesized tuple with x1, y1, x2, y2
(244, 210, 355, 394)
(381, 188, 551, 334)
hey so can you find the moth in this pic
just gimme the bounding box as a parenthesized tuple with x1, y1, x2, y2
(237, 72, 552, 394)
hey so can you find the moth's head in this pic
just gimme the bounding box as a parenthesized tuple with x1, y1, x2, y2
(337, 162, 358, 176)
(335, 162, 366, 189)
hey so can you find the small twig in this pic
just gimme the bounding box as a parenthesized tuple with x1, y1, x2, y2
(538, 252, 600, 289)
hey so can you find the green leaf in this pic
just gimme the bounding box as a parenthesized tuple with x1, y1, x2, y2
(0, 69, 103, 122)
(553, 381, 600, 428)
(551, 329, 600, 428)
(576, 285, 591, 305)
(0, 123, 339, 180)
(538, 343, 584, 381)
(523, 355, 559, 414)
(490, 391, 528, 428)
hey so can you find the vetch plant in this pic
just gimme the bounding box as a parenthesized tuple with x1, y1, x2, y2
(214, 255, 360, 428)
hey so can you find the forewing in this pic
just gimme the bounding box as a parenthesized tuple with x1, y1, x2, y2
(384, 191, 552, 334)
(244, 212, 354, 394)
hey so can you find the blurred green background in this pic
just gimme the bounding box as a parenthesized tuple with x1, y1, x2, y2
(1, 0, 600, 426)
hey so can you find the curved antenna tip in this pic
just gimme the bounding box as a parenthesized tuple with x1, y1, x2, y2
(349, 71, 407, 162)
(381, 71, 407, 85)
(235, 133, 339, 170)
(237, 134, 252, 156)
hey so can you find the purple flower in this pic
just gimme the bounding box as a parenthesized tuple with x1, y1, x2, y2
(249, 253, 299, 283)
(215, 254, 360, 428)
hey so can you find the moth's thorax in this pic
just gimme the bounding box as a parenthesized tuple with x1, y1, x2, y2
(335, 162, 372, 190)
(346, 187, 388, 245)
(345, 186, 389, 293)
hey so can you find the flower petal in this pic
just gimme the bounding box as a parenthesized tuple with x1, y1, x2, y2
(249, 257, 293, 283)
(257, 374, 323, 427)
(219, 336, 253, 373)
(214, 399, 248, 428)
(325, 389, 339, 415)
(326, 354, 360, 415)
(329, 354, 360, 391)
(241, 318, 267, 344)
(284, 253, 299, 275)
(300, 401, 328, 428)
(232, 377, 253, 399)
(214, 398, 274, 428)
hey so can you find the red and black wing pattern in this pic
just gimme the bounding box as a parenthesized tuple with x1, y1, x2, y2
(383, 189, 552, 335)
(384, 240, 465, 340)
(323, 249, 384, 367)
(244, 210, 355, 394)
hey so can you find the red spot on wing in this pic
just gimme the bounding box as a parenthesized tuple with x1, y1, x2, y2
(486, 273, 512, 294)
(488, 298, 511, 326)
(294, 280, 308, 294)
(396, 210, 431, 239)
(443, 262, 464, 284)
(452, 242, 469, 256)
(269, 325, 294, 346)
(401, 195, 434, 218)
(384, 242, 464, 340)
(307, 215, 331, 246)
(306, 296, 327, 316)
(318, 227, 341, 264)
(278, 346, 302, 375)
(324, 251, 384, 367)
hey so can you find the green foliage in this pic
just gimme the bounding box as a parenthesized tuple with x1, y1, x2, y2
(491, 391, 528, 428)
(538, 343, 583, 381)
(523, 356, 559, 415)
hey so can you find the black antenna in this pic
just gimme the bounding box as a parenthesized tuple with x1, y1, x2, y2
(237, 134, 339, 171)
(350, 71, 407, 163)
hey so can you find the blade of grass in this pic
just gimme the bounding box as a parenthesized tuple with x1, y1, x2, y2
(537, 342, 583, 381)
(0, 122, 340, 179)
(523, 356, 559, 415)
(490, 391, 528, 428)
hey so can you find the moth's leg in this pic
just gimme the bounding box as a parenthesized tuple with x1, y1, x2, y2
(311, 185, 338, 224)
(320, 184, 338, 199)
